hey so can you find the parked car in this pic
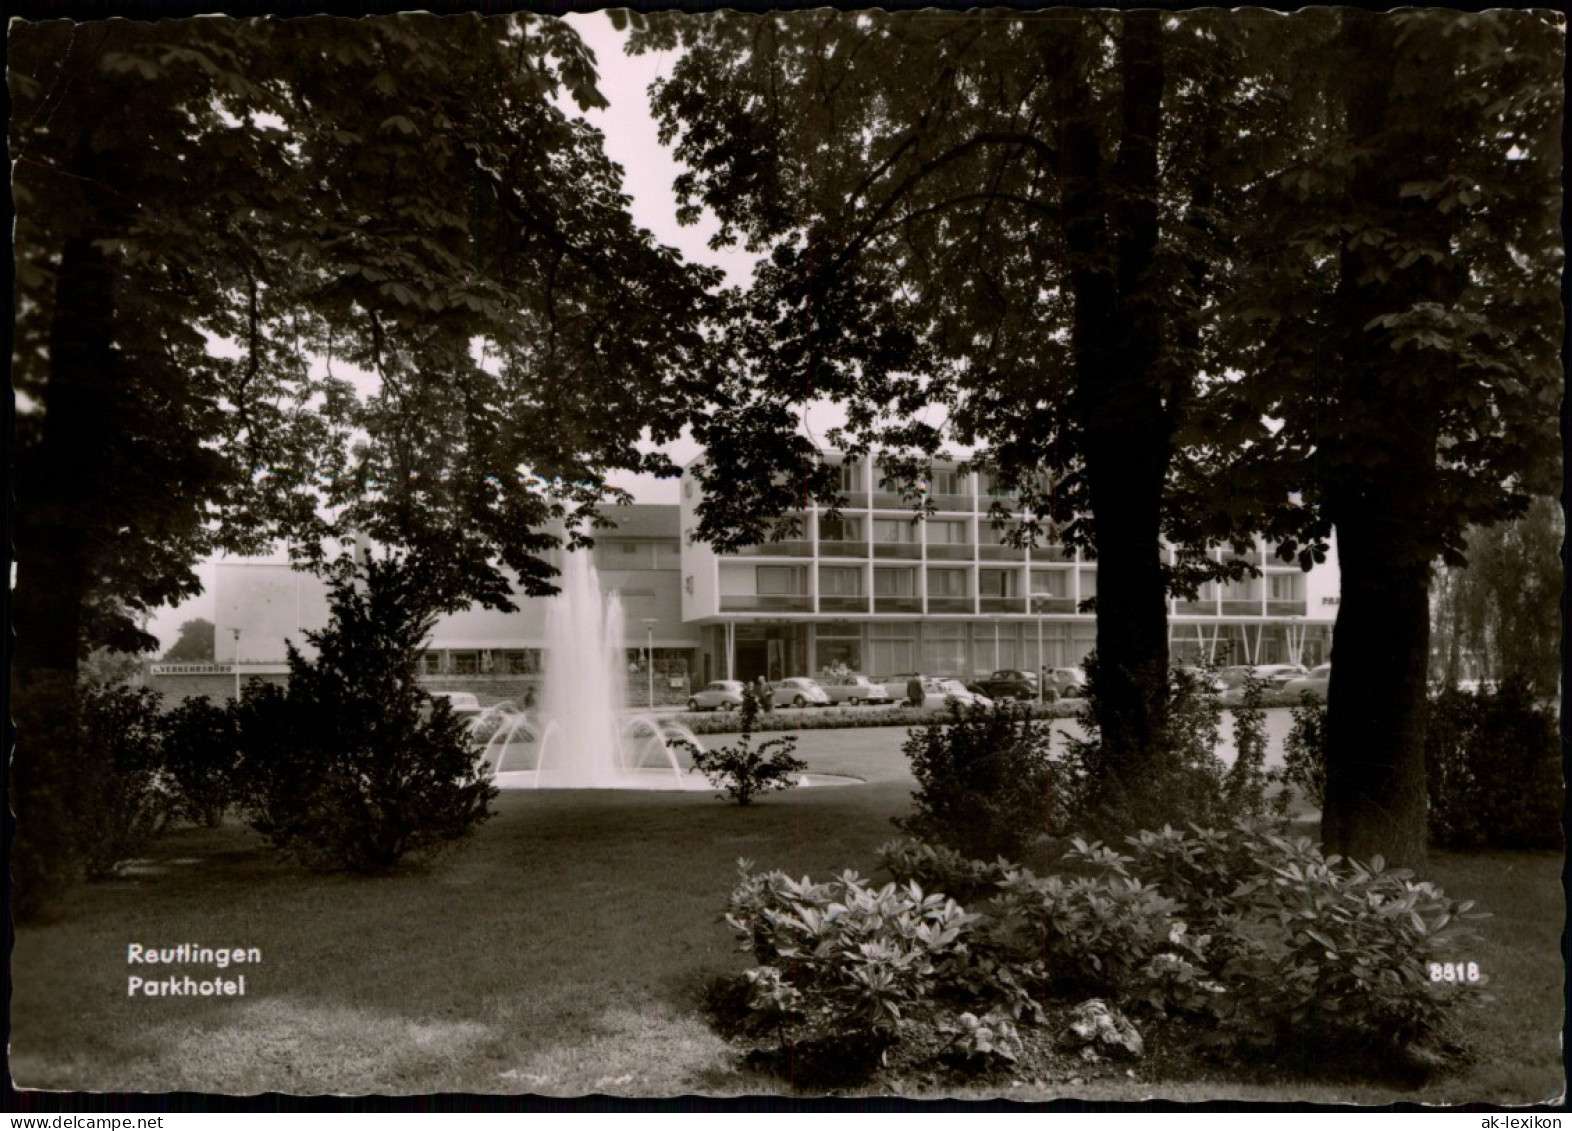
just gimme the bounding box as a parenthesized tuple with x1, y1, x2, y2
(1043, 667, 1087, 698)
(820, 674, 893, 706)
(1218, 664, 1309, 692)
(771, 677, 832, 709)
(688, 680, 746, 712)
(970, 668, 1042, 702)
(428, 690, 483, 722)
(913, 678, 994, 710)
(1283, 664, 1331, 700)
(878, 673, 927, 706)
(1253, 663, 1311, 690)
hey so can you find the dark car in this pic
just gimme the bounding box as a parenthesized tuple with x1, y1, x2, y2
(969, 668, 1046, 702)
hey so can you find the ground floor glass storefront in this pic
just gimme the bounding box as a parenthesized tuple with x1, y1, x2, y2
(697, 618, 1333, 683)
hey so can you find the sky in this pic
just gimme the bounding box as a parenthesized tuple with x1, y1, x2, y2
(150, 14, 746, 650)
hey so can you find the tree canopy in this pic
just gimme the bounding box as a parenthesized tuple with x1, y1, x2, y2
(162, 618, 217, 664)
(10, 14, 720, 677)
(631, 7, 1563, 858)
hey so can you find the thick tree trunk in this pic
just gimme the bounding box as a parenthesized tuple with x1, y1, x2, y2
(14, 234, 120, 680)
(1321, 508, 1433, 870)
(11, 233, 121, 918)
(1062, 12, 1175, 826)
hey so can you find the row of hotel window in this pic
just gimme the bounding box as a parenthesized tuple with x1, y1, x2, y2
(737, 565, 1303, 601)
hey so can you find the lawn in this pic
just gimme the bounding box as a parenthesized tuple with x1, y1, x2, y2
(11, 726, 1564, 1102)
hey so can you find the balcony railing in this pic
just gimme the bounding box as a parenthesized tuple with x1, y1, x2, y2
(1032, 545, 1073, 562)
(1220, 599, 1262, 616)
(979, 596, 1027, 614)
(925, 544, 973, 561)
(1029, 596, 1076, 614)
(719, 595, 811, 612)
(927, 492, 973, 512)
(926, 597, 973, 614)
(834, 492, 869, 509)
(1266, 600, 1307, 616)
(873, 596, 922, 613)
(978, 545, 1026, 561)
(729, 540, 814, 558)
(818, 540, 867, 558)
(818, 595, 870, 613)
(871, 490, 918, 508)
(1173, 600, 1218, 616)
(872, 543, 921, 559)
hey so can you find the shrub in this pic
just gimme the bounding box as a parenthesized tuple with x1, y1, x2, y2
(987, 840, 1214, 1012)
(721, 860, 1003, 1078)
(1224, 677, 1288, 821)
(678, 699, 1078, 736)
(877, 838, 1015, 905)
(895, 700, 1083, 862)
(11, 673, 90, 919)
(1426, 678, 1562, 849)
(76, 682, 175, 879)
(1281, 692, 1329, 807)
(676, 691, 806, 805)
(1107, 824, 1487, 1058)
(235, 557, 497, 873)
(1067, 657, 1284, 838)
(160, 696, 240, 827)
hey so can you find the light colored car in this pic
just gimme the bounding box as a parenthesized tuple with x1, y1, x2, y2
(771, 677, 832, 709)
(688, 680, 746, 712)
(1283, 664, 1331, 700)
(914, 678, 994, 710)
(428, 690, 483, 721)
(820, 674, 893, 706)
(1253, 663, 1310, 690)
(1043, 667, 1087, 698)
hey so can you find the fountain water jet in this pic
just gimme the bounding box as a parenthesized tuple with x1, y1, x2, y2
(478, 552, 702, 789)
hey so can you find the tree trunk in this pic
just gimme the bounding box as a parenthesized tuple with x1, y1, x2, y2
(1062, 12, 1175, 826)
(11, 233, 121, 918)
(14, 233, 121, 680)
(1321, 507, 1433, 870)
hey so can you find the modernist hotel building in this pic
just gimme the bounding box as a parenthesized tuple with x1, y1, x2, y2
(190, 453, 1340, 698)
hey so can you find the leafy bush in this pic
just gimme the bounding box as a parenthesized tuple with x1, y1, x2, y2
(1067, 658, 1285, 837)
(1426, 679, 1562, 849)
(1224, 677, 1288, 821)
(895, 700, 1083, 862)
(677, 691, 807, 805)
(678, 699, 1078, 736)
(160, 696, 240, 827)
(1107, 825, 1487, 1057)
(12, 673, 90, 919)
(1281, 692, 1329, 806)
(235, 557, 497, 873)
(76, 682, 175, 879)
(721, 860, 1007, 1078)
(987, 840, 1215, 1012)
(877, 838, 1015, 905)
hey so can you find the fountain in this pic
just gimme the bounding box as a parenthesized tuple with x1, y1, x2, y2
(476, 552, 708, 790)
(475, 550, 861, 792)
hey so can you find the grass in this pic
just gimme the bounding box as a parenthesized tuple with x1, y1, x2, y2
(11, 726, 1564, 1102)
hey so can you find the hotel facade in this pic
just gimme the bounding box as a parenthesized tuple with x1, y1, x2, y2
(182, 453, 1339, 701)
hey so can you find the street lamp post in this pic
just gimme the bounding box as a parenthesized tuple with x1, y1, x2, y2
(231, 628, 242, 702)
(643, 619, 658, 709)
(1036, 608, 1044, 703)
